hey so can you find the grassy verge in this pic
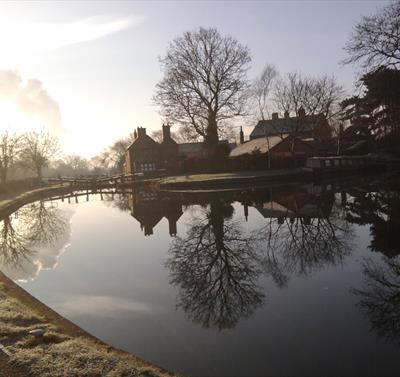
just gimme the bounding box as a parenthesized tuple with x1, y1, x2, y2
(0, 185, 75, 219)
(0, 273, 175, 377)
(159, 169, 303, 189)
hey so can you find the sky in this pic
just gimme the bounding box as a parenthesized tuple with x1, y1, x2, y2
(0, 0, 390, 158)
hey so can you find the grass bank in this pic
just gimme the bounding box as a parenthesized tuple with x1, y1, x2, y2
(0, 272, 175, 377)
(159, 168, 304, 190)
(0, 185, 77, 219)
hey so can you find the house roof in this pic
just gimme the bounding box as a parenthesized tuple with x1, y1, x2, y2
(178, 142, 204, 156)
(127, 134, 159, 150)
(229, 135, 288, 158)
(177, 140, 236, 156)
(250, 114, 326, 139)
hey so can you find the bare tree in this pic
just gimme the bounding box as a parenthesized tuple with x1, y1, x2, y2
(20, 131, 59, 180)
(251, 64, 279, 120)
(99, 133, 136, 172)
(154, 27, 251, 155)
(274, 72, 343, 119)
(343, 1, 400, 72)
(272, 72, 343, 163)
(63, 154, 89, 171)
(0, 131, 21, 183)
(52, 154, 90, 177)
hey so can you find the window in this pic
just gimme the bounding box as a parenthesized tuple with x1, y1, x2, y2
(140, 162, 156, 172)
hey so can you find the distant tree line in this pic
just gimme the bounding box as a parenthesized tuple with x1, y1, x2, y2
(0, 129, 111, 184)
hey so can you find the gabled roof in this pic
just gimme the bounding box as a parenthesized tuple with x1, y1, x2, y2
(250, 114, 326, 139)
(127, 134, 159, 150)
(229, 135, 288, 158)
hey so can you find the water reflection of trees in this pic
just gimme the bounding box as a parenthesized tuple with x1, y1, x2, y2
(345, 190, 400, 257)
(352, 256, 400, 344)
(257, 195, 353, 287)
(0, 201, 68, 270)
(0, 216, 34, 268)
(166, 199, 264, 330)
(166, 192, 356, 329)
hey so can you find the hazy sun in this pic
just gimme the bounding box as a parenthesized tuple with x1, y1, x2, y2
(0, 98, 43, 134)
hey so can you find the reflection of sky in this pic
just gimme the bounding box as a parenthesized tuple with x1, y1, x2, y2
(0, 206, 74, 282)
(54, 294, 154, 318)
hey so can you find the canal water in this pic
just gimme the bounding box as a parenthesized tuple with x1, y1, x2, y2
(1, 175, 400, 376)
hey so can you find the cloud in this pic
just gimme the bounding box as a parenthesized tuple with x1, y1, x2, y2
(54, 295, 152, 318)
(0, 70, 63, 134)
(0, 15, 144, 53)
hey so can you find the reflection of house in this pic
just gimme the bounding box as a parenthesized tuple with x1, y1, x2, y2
(229, 134, 315, 168)
(253, 191, 333, 224)
(128, 191, 183, 236)
(250, 109, 331, 140)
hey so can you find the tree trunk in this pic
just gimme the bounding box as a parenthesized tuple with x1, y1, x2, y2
(37, 166, 42, 182)
(204, 110, 219, 159)
(0, 169, 7, 184)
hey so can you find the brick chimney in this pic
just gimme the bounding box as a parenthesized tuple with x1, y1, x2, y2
(133, 129, 138, 139)
(272, 112, 279, 120)
(284, 110, 289, 119)
(298, 107, 306, 118)
(239, 126, 244, 144)
(137, 127, 146, 137)
(162, 123, 171, 142)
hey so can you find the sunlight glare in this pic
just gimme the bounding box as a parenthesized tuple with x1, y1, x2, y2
(0, 98, 44, 134)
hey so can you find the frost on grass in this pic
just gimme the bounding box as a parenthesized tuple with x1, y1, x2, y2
(0, 286, 168, 376)
(0, 292, 44, 338)
(10, 338, 161, 377)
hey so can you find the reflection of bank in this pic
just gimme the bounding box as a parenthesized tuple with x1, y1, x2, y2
(128, 191, 183, 236)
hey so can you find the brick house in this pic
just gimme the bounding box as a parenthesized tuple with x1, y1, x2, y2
(124, 125, 180, 175)
(124, 124, 236, 175)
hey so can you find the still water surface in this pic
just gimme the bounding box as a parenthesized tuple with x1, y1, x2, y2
(1, 177, 400, 376)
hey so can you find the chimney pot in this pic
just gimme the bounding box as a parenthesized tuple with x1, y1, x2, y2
(137, 127, 146, 137)
(298, 107, 306, 118)
(272, 112, 279, 120)
(284, 111, 289, 119)
(162, 124, 171, 142)
(239, 126, 244, 144)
